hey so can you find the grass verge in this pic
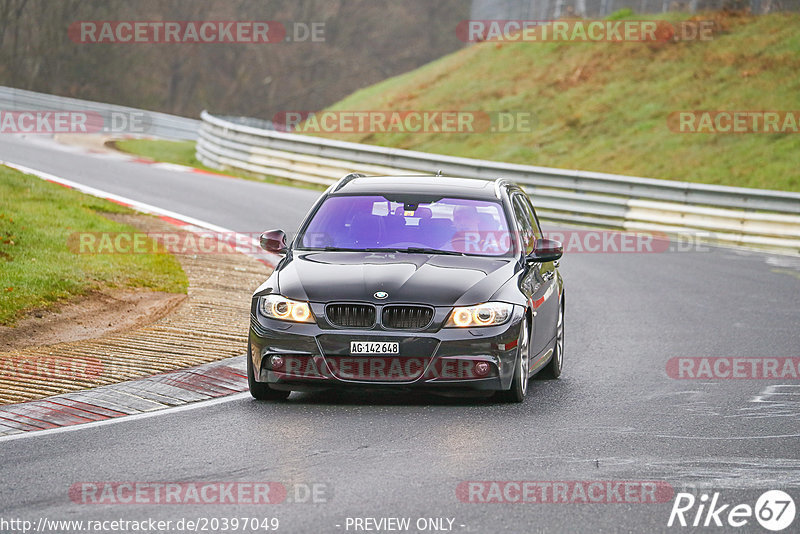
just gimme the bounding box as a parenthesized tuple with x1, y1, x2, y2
(0, 165, 188, 325)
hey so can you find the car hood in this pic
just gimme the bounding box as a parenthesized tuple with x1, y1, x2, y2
(276, 251, 517, 307)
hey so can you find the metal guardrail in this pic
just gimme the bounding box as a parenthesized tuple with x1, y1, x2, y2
(0, 86, 200, 140)
(197, 111, 800, 252)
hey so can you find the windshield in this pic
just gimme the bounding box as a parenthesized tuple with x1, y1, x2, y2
(297, 195, 512, 256)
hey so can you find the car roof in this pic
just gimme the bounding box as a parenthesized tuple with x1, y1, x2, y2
(331, 175, 508, 200)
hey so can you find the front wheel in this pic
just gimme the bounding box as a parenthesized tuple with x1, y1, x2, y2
(496, 319, 530, 403)
(540, 300, 564, 379)
(247, 342, 290, 401)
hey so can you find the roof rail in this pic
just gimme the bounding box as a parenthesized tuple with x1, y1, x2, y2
(493, 177, 511, 199)
(333, 172, 366, 192)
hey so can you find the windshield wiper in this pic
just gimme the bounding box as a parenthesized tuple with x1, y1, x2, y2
(319, 246, 464, 255)
(321, 247, 400, 252)
(399, 247, 465, 256)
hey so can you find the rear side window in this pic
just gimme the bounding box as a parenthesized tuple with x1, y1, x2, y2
(511, 195, 536, 255)
(520, 194, 543, 240)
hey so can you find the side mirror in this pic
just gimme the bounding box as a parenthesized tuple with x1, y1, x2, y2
(260, 229, 288, 254)
(527, 238, 563, 263)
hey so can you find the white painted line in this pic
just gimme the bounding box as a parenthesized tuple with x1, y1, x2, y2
(151, 162, 197, 173)
(0, 160, 280, 266)
(0, 392, 251, 444)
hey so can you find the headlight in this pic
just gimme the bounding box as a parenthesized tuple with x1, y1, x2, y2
(445, 302, 513, 328)
(259, 295, 314, 323)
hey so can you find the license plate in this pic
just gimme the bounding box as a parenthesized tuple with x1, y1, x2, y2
(350, 341, 400, 355)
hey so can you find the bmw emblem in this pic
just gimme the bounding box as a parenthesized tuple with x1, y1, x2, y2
(374, 291, 389, 300)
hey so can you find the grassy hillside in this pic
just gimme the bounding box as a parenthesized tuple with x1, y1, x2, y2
(315, 11, 800, 192)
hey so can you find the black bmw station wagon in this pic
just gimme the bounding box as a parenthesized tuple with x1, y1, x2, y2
(248, 174, 564, 402)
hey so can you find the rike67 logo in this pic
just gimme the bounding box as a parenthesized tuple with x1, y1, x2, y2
(668, 490, 795, 531)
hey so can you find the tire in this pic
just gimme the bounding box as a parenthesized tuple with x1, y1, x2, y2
(247, 342, 290, 401)
(540, 299, 564, 380)
(496, 318, 530, 403)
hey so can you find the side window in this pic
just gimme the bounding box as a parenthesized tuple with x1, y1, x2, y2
(511, 195, 535, 255)
(520, 195, 543, 240)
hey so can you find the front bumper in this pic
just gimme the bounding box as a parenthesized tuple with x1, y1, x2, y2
(248, 306, 524, 393)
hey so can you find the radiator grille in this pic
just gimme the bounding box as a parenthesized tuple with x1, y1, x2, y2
(382, 306, 434, 330)
(326, 303, 376, 328)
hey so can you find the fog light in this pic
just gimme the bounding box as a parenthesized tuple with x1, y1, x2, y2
(270, 355, 285, 369)
(474, 361, 490, 377)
